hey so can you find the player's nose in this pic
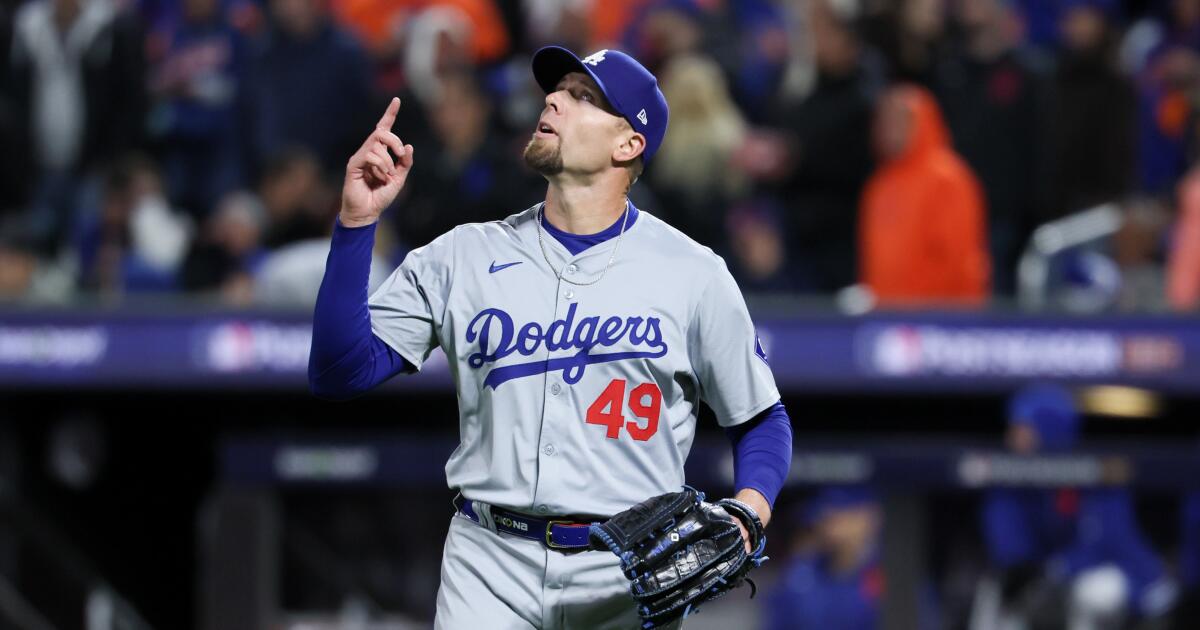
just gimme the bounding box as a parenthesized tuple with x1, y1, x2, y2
(545, 90, 563, 114)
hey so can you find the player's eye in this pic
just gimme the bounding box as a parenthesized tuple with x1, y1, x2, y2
(566, 86, 593, 103)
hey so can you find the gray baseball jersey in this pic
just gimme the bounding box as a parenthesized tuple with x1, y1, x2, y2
(369, 203, 779, 517)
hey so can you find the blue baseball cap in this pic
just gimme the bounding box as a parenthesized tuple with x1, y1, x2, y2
(799, 486, 878, 526)
(531, 46, 670, 164)
(1008, 383, 1080, 451)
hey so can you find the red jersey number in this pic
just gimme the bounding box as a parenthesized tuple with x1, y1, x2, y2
(585, 379, 662, 441)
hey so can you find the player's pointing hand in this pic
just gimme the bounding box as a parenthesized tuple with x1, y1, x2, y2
(340, 97, 414, 228)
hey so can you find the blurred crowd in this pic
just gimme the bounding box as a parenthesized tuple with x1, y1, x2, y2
(7, 0, 1200, 309)
(765, 384, 1198, 630)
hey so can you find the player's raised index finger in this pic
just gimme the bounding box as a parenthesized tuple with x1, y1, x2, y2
(376, 97, 400, 130)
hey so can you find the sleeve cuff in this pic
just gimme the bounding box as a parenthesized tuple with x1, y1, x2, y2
(335, 216, 380, 233)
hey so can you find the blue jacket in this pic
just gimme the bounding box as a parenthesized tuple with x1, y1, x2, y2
(982, 487, 1168, 614)
(765, 550, 882, 630)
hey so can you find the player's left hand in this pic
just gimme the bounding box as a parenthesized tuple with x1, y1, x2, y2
(734, 517, 752, 553)
(731, 488, 772, 553)
(590, 488, 769, 628)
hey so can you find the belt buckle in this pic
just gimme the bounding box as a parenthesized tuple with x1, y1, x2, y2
(545, 519, 577, 550)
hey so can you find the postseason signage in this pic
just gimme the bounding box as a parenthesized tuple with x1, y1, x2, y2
(0, 309, 1197, 392)
(763, 313, 1197, 392)
(0, 311, 448, 390)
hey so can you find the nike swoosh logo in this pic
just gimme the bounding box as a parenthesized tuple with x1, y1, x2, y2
(489, 261, 523, 274)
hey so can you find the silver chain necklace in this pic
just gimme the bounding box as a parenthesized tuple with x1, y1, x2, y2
(535, 201, 630, 286)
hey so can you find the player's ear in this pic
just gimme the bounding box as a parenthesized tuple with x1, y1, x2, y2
(613, 131, 646, 164)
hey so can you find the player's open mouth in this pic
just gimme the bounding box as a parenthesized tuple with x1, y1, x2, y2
(535, 121, 557, 137)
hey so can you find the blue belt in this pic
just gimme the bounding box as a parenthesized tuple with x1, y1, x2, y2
(453, 495, 596, 550)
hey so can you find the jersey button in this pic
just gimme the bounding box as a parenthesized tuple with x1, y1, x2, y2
(563, 289, 575, 300)
(566, 264, 578, 275)
(537, 505, 549, 514)
(543, 444, 556, 456)
(550, 383, 562, 395)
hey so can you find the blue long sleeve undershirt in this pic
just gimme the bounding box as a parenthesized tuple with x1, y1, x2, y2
(725, 401, 793, 510)
(308, 219, 411, 400)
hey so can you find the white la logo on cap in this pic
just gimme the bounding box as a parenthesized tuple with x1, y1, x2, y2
(637, 109, 648, 125)
(582, 50, 608, 66)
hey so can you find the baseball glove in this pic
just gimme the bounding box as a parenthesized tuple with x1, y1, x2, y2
(589, 487, 767, 628)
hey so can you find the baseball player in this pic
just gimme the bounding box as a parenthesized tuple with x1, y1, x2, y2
(309, 46, 794, 628)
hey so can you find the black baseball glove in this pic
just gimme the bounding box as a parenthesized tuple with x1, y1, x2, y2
(589, 487, 767, 628)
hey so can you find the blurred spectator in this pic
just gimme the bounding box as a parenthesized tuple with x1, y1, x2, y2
(765, 487, 884, 630)
(865, 0, 947, 86)
(648, 54, 748, 247)
(8, 0, 146, 255)
(1113, 197, 1169, 311)
(584, 0, 643, 49)
(0, 0, 1196, 309)
(1168, 155, 1200, 309)
(1013, 0, 1067, 51)
(179, 191, 267, 305)
(146, 0, 252, 219)
(720, 0, 791, 120)
(1131, 0, 1200, 194)
(726, 200, 801, 293)
(1049, 0, 1136, 220)
(0, 235, 73, 306)
(74, 155, 193, 295)
(974, 383, 1176, 630)
(259, 148, 334, 249)
(252, 144, 385, 307)
(246, 0, 375, 176)
(934, 0, 1050, 295)
(859, 85, 990, 308)
(0, 239, 37, 300)
(395, 5, 482, 108)
(254, 226, 391, 308)
(623, 0, 789, 120)
(749, 0, 879, 293)
(390, 70, 540, 249)
(522, 0, 591, 53)
(622, 0, 706, 72)
(331, 0, 509, 63)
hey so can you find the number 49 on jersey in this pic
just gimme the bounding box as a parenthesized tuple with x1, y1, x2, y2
(586, 379, 661, 441)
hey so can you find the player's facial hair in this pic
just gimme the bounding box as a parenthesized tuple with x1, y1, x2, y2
(523, 136, 564, 175)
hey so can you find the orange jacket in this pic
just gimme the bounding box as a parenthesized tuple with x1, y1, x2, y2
(591, 0, 648, 48)
(860, 86, 991, 307)
(1167, 167, 1200, 310)
(331, 0, 509, 62)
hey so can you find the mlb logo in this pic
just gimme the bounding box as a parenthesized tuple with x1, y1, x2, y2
(637, 109, 648, 125)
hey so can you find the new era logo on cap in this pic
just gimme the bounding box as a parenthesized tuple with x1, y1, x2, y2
(531, 46, 670, 163)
